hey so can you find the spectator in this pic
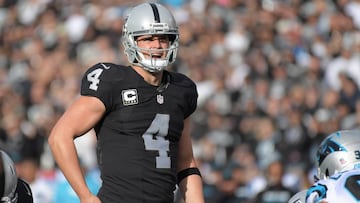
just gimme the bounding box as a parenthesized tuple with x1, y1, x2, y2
(253, 160, 295, 203)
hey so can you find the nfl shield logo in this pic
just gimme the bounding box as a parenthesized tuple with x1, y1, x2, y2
(157, 94, 164, 104)
(340, 158, 347, 165)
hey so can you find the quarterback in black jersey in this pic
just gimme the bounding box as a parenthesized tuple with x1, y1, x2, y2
(48, 2, 204, 203)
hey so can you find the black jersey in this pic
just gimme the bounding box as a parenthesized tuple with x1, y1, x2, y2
(81, 63, 198, 202)
(16, 179, 33, 203)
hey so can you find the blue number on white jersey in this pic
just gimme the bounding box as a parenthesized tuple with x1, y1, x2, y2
(306, 169, 360, 203)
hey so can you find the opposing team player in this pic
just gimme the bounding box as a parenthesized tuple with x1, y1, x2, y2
(48, 2, 204, 203)
(288, 130, 360, 203)
(0, 150, 33, 203)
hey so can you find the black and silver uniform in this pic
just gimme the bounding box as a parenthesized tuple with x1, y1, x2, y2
(81, 63, 198, 202)
(16, 179, 33, 203)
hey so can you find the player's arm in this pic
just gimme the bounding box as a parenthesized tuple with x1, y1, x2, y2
(48, 96, 104, 203)
(176, 117, 204, 203)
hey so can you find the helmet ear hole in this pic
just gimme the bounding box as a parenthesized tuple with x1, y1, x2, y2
(325, 169, 329, 177)
(168, 34, 176, 43)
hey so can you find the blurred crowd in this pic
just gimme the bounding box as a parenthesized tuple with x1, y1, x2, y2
(1, 0, 360, 202)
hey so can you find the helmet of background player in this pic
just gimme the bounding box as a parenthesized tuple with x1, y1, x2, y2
(288, 190, 307, 203)
(122, 3, 179, 73)
(316, 130, 360, 180)
(0, 150, 18, 203)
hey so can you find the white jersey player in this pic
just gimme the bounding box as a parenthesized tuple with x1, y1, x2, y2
(306, 169, 360, 203)
(288, 130, 360, 203)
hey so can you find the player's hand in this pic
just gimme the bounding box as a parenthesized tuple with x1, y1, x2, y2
(80, 194, 102, 203)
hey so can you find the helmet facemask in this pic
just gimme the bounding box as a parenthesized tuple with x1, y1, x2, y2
(123, 32, 178, 73)
(1, 193, 18, 203)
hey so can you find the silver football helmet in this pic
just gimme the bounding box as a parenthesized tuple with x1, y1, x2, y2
(0, 150, 18, 203)
(288, 190, 306, 203)
(316, 130, 360, 180)
(122, 3, 179, 72)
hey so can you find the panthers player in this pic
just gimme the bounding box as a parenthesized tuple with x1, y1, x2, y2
(48, 2, 204, 203)
(0, 150, 33, 203)
(288, 130, 360, 203)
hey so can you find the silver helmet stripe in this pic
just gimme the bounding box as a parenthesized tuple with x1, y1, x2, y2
(149, 3, 160, 23)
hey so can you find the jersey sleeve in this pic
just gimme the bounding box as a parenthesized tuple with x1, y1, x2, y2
(81, 63, 117, 111)
(172, 72, 198, 118)
(185, 80, 198, 118)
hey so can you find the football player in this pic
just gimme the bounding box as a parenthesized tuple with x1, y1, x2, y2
(48, 2, 204, 203)
(0, 150, 33, 203)
(288, 130, 360, 203)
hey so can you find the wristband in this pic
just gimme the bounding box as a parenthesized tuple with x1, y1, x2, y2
(177, 167, 201, 184)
